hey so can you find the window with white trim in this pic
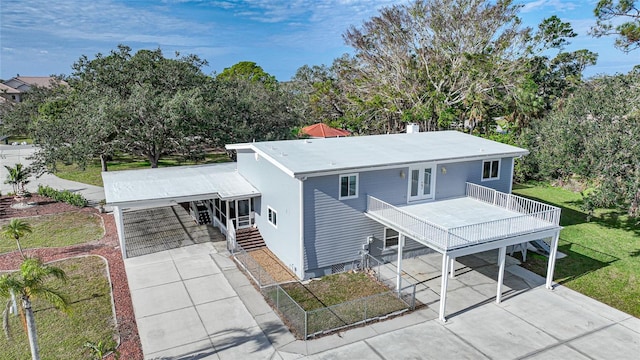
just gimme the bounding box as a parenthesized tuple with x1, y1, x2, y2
(482, 159, 500, 181)
(384, 228, 399, 249)
(267, 206, 277, 228)
(339, 173, 359, 200)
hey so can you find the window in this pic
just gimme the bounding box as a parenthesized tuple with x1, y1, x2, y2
(384, 228, 399, 249)
(267, 207, 277, 227)
(482, 160, 500, 181)
(339, 173, 359, 200)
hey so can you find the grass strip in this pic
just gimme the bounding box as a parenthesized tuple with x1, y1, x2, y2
(513, 183, 640, 317)
(0, 211, 103, 253)
(0, 256, 117, 359)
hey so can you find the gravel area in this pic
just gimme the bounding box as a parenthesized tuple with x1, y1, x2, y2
(0, 196, 143, 360)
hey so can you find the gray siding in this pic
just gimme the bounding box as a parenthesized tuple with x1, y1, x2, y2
(436, 157, 514, 199)
(236, 150, 302, 276)
(302, 158, 516, 277)
(303, 168, 428, 277)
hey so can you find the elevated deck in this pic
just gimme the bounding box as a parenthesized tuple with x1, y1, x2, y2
(366, 182, 561, 255)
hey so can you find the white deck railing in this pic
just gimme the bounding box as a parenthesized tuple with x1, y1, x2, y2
(366, 183, 561, 251)
(366, 196, 451, 249)
(465, 182, 561, 226)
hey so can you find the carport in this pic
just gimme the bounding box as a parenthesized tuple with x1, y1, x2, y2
(102, 162, 260, 258)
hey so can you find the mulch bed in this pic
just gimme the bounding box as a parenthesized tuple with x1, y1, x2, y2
(248, 248, 298, 283)
(0, 195, 143, 360)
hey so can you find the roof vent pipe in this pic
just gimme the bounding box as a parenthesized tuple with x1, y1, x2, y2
(406, 123, 419, 133)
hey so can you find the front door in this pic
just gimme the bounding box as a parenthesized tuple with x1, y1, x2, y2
(408, 164, 435, 202)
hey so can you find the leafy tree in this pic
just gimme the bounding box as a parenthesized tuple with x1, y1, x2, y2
(3, 163, 31, 195)
(31, 45, 215, 170)
(592, 0, 640, 52)
(0, 257, 69, 360)
(0, 83, 66, 137)
(523, 71, 640, 217)
(339, 0, 582, 134)
(217, 61, 277, 89)
(211, 77, 300, 144)
(1, 219, 32, 259)
(286, 63, 347, 128)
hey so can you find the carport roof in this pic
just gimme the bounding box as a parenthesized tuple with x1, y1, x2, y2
(102, 162, 260, 207)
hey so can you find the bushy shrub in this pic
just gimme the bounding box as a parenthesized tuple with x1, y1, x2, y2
(37, 185, 88, 207)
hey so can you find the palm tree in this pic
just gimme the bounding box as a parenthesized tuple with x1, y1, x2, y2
(0, 257, 69, 360)
(1, 219, 33, 259)
(4, 163, 31, 196)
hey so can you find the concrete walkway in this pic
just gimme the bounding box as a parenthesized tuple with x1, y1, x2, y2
(0, 144, 105, 205)
(125, 242, 640, 360)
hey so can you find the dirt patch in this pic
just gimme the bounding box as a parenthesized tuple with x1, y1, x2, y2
(248, 248, 297, 283)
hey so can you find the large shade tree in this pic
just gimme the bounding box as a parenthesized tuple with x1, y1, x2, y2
(305, 0, 586, 134)
(523, 71, 640, 217)
(0, 257, 69, 360)
(30, 45, 215, 170)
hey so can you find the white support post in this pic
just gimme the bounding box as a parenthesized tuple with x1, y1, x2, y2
(546, 232, 560, 290)
(396, 234, 405, 293)
(496, 246, 507, 304)
(449, 257, 456, 279)
(439, 253, 450, 322)
(113, 206, 126, 259)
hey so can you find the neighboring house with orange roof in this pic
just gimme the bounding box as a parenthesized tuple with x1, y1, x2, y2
(300, 123, 351, 138)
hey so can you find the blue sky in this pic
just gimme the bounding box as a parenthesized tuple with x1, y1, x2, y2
(1, 0, 637, 81)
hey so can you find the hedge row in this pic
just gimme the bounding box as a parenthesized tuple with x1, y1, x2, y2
(37, 185, 88, 207)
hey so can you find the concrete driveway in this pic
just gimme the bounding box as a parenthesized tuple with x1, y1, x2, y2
(125, 243, 640, 359)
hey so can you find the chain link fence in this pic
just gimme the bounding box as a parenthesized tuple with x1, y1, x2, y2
(233, 249, 417, 339)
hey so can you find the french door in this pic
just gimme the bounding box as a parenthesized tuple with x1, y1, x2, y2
(408, 164, 435, 202)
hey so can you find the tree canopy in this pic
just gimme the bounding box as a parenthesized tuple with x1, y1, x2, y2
(592, 0, 640, 52)
(522, 71, 640, 217)
(289, 0, 592, 135)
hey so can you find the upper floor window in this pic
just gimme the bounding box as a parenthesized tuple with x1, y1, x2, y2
(267, 206, 277, 228)
(339, 173, 359, 200)
(482, 159, 500, 181)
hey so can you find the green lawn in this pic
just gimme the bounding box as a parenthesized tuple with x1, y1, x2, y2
(55, 152, 231, 187)
(0, 256, 117, 359)
(0, 212, 104, 253)
(280, 272, 408, 337)
(513, 183, 640, 317)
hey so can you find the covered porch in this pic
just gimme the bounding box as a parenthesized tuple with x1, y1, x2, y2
(365, 182, 562, 321)
(102, 162, 261, 258)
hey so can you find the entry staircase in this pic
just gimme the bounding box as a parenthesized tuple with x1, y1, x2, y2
(235, 227, 266, 251)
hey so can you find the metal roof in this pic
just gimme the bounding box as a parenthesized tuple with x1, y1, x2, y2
(102, 162, 260, 207)
(227, 131, 528, 177)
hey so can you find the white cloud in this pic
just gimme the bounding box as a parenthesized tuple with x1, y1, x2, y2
(520, 0, 579, 13)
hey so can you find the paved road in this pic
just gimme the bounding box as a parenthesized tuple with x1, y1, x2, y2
(0, 144, 105, 205)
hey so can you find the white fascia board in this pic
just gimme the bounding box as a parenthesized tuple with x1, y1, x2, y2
(107, 193, 221, 209)
(227, 143, 296, 178)
(446, 227, 562, 258)
(292, 151, 530, 179)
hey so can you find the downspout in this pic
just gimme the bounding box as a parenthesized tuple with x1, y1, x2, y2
(298, 177, 305, 279)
